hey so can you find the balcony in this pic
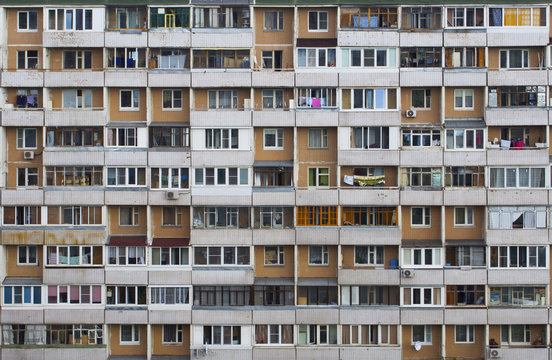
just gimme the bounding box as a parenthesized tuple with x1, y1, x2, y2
(296, 72, 338, 87)
(487, 27, 549, 46)
(44, 71, 104, 87)
(44, 230, 106, 245)
(252, 110, 295, 127)
(2, 230, 43, 245)
(105, 308, 148, 323)
(190, 229, 252, 246)
(45, 308, 104, 323)
(105, 268, 148, 284)
(149, 190, 191, 206)
(485, 108, 548, 126)
(104, 190, 147, 205)
(443, 30, 486, 47)
(43, 268, 104, 284)
(400, 31, 442, 47)
(191, 268, 254, 285)
(105, 30, 148, 47)
(148, 29, 191, 47)
(486, 229, 548, 246)
(399, 68, 442, 87)
(339, 150, 399, 166)
(252, 229, 295, 245)
(149, 269, 192, 285)
(149, 309, 191, 324)
(487, 268, 549, 285)
(190, 110, 252, 127)
(340, 308, 399, 324)
(191, 28, 254, 48)
(253, 348, 296, 360)
(338, 29, 399, 47)
(296, 308, 339, 324)
(338, 69, 399, 87)
(43, 149, 104, 166)
(444, 308, 487, 324)
(487, 148, 549, 166)
(487, 189, 547, 205)
(104, 70, 148, 87)
(340, 188, 400, 206)
(488, 308, 548, 324)
(191, 71, 252, 87)
(148, 71, 191, 87)
(191, 188, 252, 206)
(295, 110, 338, 127)
(400, 269, 443, 286)
(1, 308, 43, 323)
(444, 267, 486, 284)
(296, 228, 339, 245)
(105, 150, 148, 166)
(1, 108, 43, 126)
(44, 190, 104, 205)
(488, 69, 548, 86)
(252, 71, 294, 87)
(191, 150, 254, 167)
(339, 110, 401, 127)
(443, 150, 486, 166)
(443, 68, 487, 87)
(43, 31, 104, 47)
(338, 269, 400, 285)
(400, 148, 442, 166)
(340, 227, 400, 246)
(401, 308, 443, 324)
(1, 71, 43, 87)
(296, 189, 338, 206)
(400, 189, 443, 205)
(2, 189, 43, 205)
(341, 348, 401, 360)
(45, 109, 106, 127)
(484, 348, 548, 360)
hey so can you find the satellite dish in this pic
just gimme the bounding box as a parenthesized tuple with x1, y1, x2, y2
(414, 341, 422, 351)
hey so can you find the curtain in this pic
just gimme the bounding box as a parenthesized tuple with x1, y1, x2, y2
(255, 325, 267, 344)
(531, 168, 545, 187)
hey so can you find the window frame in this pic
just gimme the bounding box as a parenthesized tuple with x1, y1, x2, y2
(203, 325, 241, 345)
(17, 167, 39, 187)
(489, 245, 547, 268)
(162, 324, 184, 344)
(402, 248, 442, 268)
(17, 50, 39, 69)
(47, 285, 102, 305)
(412, 325, 432, 345)
(46, 245, 103, 266)
(297, 48, 336, 68)
(162, 89, 183, 110)
(63, 50, 92, 70)
(402, 129, 440, 148)
(106, 167, 146, 187)
(264, 10, 284, 31)
(193, 246, 251, 266)
(119, 206, 139, 227)
(2, 285, 41, 305)
(194, 167, 249, 186)
(454, 89, 474, 110)
(264, 246, 285, 266)
(308, 245, 329, 266)
(18, 11, 38, 31)
(411, 89, 431, 109)
(119, 90, 140, 110)
(446, 7, 485, 28)
(106, 285, 147, 306)
(411, 207, 431, 227)
(120, 324, 140, 345)
(150, 168, 189, 189)
(204, 129, 239, 150)
(454, 207, 474, 227)
(445, 129, 484, 150)
(255, 324, 293, 345)
(208, 90, 238, 109)
(151, 247, 190, 266)
(489, 167, 546, 188)
(16, 128, 37, 150)
(308, 167, 330, 187)
(17, 245, 38, 265)
(151, 287, 190, 305)
(501, 325, 531, 345)
(47, 8, 93, 31)
(307, 128, 328, 149)
(308, 11, 328, 31)
(107, 246, 146, 266)
(263, 128, 284, 150)
(354, 246, 384, 266)
(162, 207, 182, 227)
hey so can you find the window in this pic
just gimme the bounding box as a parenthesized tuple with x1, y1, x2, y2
(194, 168, 249, 186)
(162, 90, 182, 110)
(489, 207, 546, 229)
(18, 246, 37, 265)
(297, 48, 336, 67)
(344, 48, 397, 68)
(114, 7, 144, 29)
(404, 288, 442, 306)
(46, 245, 103, 266)
(46, 127, 102, 147)
(208, 90, 238, 109)
(298, 286, 338, 305)
(403, 248, 441, 267)
(411, 207, 431, 226)
(193, 207, 250, 229)
(194, 286, 251, 306)
(150, 7, 190, 28)
(342, 207, 398, 227)
(342, 89, 397, 110)
(262, 90, 284, 109)
(341, 286, 399, 306)
(47, 285, 102, 305)
(452, 247, 485, 267)
(253, 285, 294, 306)
(3, 206, 41, 225)
(446, 285, 485, 305)
(402, 129, 440, 147)
(150, 127, 189, 148)
(17, 50, 38, 69)
(298, 325, 338, 345)
(106, 286, 146, 305)
(107, 168, 146, 186)
(16, 128, 37, 149)
(45, 166, 102, 187)
(162, 207, 182, 227)
(402, 167, 442, 187)
(263, 129, 284, 149)
(163, 325, 183, 344)
(308, 168, 329, 187)
(298, 88, 336, 108)
(340, 7, 398, 28)
(120, 325, 140, 345)
(16, 89, 39, 109)
(264, 10, 283, 31)
(255, 325, 293, 345)
(489, 167, 545, 188)
(354, 246, 384, 266)
(204, 129, 239, 149)
(309, 245, 329, 265)
(501, 325, 531, 344)
(264, 246, 284, 265)
(445, 166, 485, 187)
(308, 11, 328, 31)
(62, 89, 92, 109)
(412, 325, 432, 345)
(18, 11, 38, 31)
(489, 287, 546, 306)
(445, 129, 484, 150)
(47, 8, 93, 30)
(107, 246, 146, 265)
(261, 50, 283, 70)
(151, 247, 189, 266)
(2, 325, 45, 345)
(489, 8, 546, 27)
(3, 286, 41, 305)
(46, 206, 102, 225)
(445, 47, 484, 68)
(454, 207, 474, 226)
(253, 167, 293, 187)
(153, 49, 187, 69)
(17, 168, 38, 187)
(403, 7, 441, 29)
(192, 6, 250, 28)
(119, 207, 139, 226)
(107, 48, 146, 68)
(193, 50, 250, 69)
(63, 51, 91, 69)
(342, 324, 395, 345)
(446, 7, 484, 27)
(489, 246, 547, 268)
(411, 89, 431, 108)
(401, 48, 441, 67)
(203, 326, 241, 345)
(194, 246, 250, 266)
(500, 49, 529, 69)
(258, 207, 286, 228)
(119, 90, 140, 110)
(297, 207, 338, 226)
(488, 86, 546, 107)
(454, 89, 474, 109)
(151, 287, 190, 305)
(151, 168, 189, 189)
(308, 129, 328, 148)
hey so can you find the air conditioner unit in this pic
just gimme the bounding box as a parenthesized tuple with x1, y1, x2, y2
(166, 191, 179, 200)
(401, 269, 415, 278)
(23, 151, 34, 160)
(489, 348, 500, 359)
(406, 109, 417, 118)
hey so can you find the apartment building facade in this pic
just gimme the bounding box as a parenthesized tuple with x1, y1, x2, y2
(0, 0, 551, 359)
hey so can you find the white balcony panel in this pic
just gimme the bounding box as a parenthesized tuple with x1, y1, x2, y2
(43, 31, 104, 47)
(44, 230, 106, 245)
(2, 230, 44, 245)
(252, 110, 295, 127)
(105, 30, 148, 47)
(44, 71, 104, 87)
(485, 108, 548, 126)
(338, 30, 399, 47)
(296, 189, 339, 206)
(190, 110, 252, 127)
(104, 190, 148, 205)
(339, 69, 399, 87)
(487, 28, 549, 47)
(487, 189, 547, 206)
(401, 309, 443, 324)
(400, 269, 443, 286)
(104, 70, 148, 87)
(149, 309, 191, 324)
(295, 72, 338, 87)
(105, 269, 148, 284)
(400, 31, 442, 47)
(486, 229, 548, 245)
(192, 269, 254, 285)
(338, 269, 400, 285)
(339, 150, 399, 166)
(339, 228, 401, 245)
(487, 148, 549, 166)
(400, 190, 443, 205)
(488, 308, 548, 324)
(341, 348, 401, 360)
(443, 69, 487, 86)
(43, 268, 104, 284)
(339, 189, 400, 206)
(2, 109, 43, 126)
(400, 68, 442, 87)
(44, 190, 104, 205)
(400, 148, 442, 166)
(149, 30, 191, 47)
(43, 150, 104, 166)
(340, 308, 399, 324)
(105, 309, 148, 324)
(296, 348, 339, 360)
(296, 228, 339, 245)
(252, 71, 295, 87)
(488, 70, 548, 86)
(443, 188, 487, 206)
(444, 268, 487, 284)
(488, 269, 549, 285)
(490, 348, 548, 360)
(1, 309, 43, 324)
(194, 349, 252, 360)
(149, 190, 192, 206)
(192, 151, 254, 167)
(444, 308, 487, 324)
(443, 31, 487, 47)
(192, 309, 252, 324)
(295, 110, 338, 127)
(149, 151, 191, 167)
(149, 269, 192, 285)
(192, 71, 252, 88)
(191, 29, 253, 48)
(190, 229, 252, 245)
(2, 349, 44, 360)
(192, 194, 251, 207)
(252, 189, 296, 206)
(105, 150, 148, 166)
(339, 111, 401, 127)
(44, 308, 104, 324)
(44, 348, 106, 360)
(253, 348, 296, 360)
(443, 150, 486, 166)
(2, 189, 43, 205)
(148, 71, 191, 87)
(253, 309, 296, 324)
(1, 71, 43, 87)
(549, 70, 552, 86)
(296, 308, 339, 324)
(45, 110, 106, 126)
(252, 229, 295, 245)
